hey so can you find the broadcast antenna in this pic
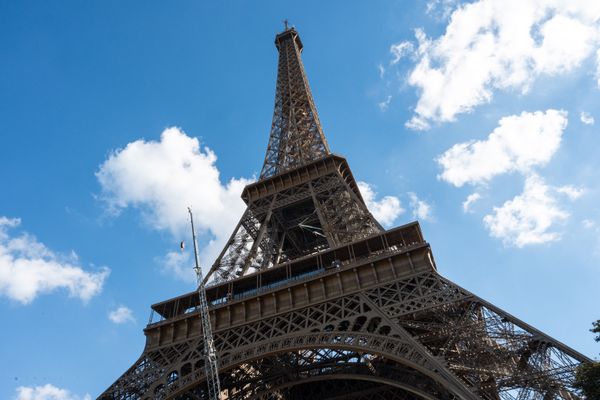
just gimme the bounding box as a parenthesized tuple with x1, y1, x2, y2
(187, 207, 221, 400)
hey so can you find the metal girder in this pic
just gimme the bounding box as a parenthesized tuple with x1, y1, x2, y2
(100, 270, 589, 400)
(99, 27, 589, 400)
(204, 166, 381, 284)
(260, 28, 330, 179)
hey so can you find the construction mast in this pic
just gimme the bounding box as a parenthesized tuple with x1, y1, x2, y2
(188, 207, 221, 400)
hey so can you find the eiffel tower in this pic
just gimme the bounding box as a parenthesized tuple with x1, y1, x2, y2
(99, 26, 591, 400)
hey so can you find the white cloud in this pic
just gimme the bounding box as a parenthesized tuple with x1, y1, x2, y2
(378, 63, 386, 79)
(15, 384, 91, 400)
(378, 95, 392, 111)
(555, 185, 585, 200)
(408, 192, 433, 221)
(402, 0, 600, 128)
(405, 115, 431, 131)
(357, 181, 404, 227)
(596, 49, 600, 86)
(581, 218, 600, 256)
(437, 109, 568, 187)
(390, 41, 414, 65)
(0, 216, 20, 228)
(426, 0, 460, 20)
(582, 219, 596, 229)
(108, 306, 135, 324)
(483, 174, 581, 247)
(96, 127, 252, 273)
(580, 111, 595, 125)
(0, 218, 109, 304)
(462, 193, 482, 213)
(158, 250, 195, 283)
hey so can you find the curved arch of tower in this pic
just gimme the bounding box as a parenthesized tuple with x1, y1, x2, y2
(99, 26, 591, 400)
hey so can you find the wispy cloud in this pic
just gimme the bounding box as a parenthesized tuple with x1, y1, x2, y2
(462, 193, 482, 213)
(378, 95, 392, 111)
(581, 218, 600, 256)
(0, 217, 109, 304)
(408, 192, 433, 221)
(157, 250, 195, 283)
(108, 306, 135, 324)
(390, 41, 414, 65)
(582, 219, 596, 229)
(425, 0, 460, 20)
(378, 63, 386, 79)
(555, 185, 585, 200)
(580, 111, 595, 125)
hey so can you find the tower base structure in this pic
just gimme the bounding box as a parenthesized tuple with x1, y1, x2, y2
(99, 27, 590, 400)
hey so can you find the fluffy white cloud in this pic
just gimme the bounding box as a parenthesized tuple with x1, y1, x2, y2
(401, 0, 600, 128)
(437, 109, 568, 186)
(462, 193, 482, 213)
(408, 192, 433, 221)
(357, 182, 404, 227)
(0, 218, 109, 304)
(96, 127, 252, 271)
(483, 174, 582, 247)
(15, 384, 90, 400)
(108, 306, 135, 324)
(580, 111, 595, 125)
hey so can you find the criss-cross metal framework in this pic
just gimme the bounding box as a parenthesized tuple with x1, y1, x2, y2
(260, 28, 330, 179)
(99, 27, 591, 400)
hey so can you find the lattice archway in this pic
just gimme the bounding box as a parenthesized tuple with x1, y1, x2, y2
(244, 375, 444, 400)
(260, 378, 437, 400)
(170, 342, 458, 400)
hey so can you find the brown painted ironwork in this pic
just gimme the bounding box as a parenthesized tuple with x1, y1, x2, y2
(260, 28, 330, 179)
(99, 26, 591, 400)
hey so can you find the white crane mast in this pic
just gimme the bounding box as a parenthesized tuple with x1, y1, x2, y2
(188, 207, 221, 400)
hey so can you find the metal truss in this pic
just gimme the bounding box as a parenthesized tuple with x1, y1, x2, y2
(260, 28, 330, 179)
(99, 27, 590, 400)
(205, 157, 382, 284)
(100, 271, 589, 400)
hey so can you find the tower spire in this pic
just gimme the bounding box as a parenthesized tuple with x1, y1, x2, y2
(260, 27, 330, 179)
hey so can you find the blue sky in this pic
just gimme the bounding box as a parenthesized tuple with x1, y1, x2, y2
(1, 0, 599, 398)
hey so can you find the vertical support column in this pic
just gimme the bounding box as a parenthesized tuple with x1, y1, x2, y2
(241, 196, 277, 275)
(204, 211, 247, 284)
(309, 181, 336, 247)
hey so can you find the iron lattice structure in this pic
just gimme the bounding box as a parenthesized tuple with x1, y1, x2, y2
(260, 28, 330, 179)
(99, 27, 591, 400)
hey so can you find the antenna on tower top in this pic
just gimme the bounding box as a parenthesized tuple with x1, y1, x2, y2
(283, 19, 289, 30)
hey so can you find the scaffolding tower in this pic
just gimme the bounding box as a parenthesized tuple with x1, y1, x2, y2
(188, 207, 221, 400)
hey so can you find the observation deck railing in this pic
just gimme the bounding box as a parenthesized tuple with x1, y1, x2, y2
(148, 221, 426, 326)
